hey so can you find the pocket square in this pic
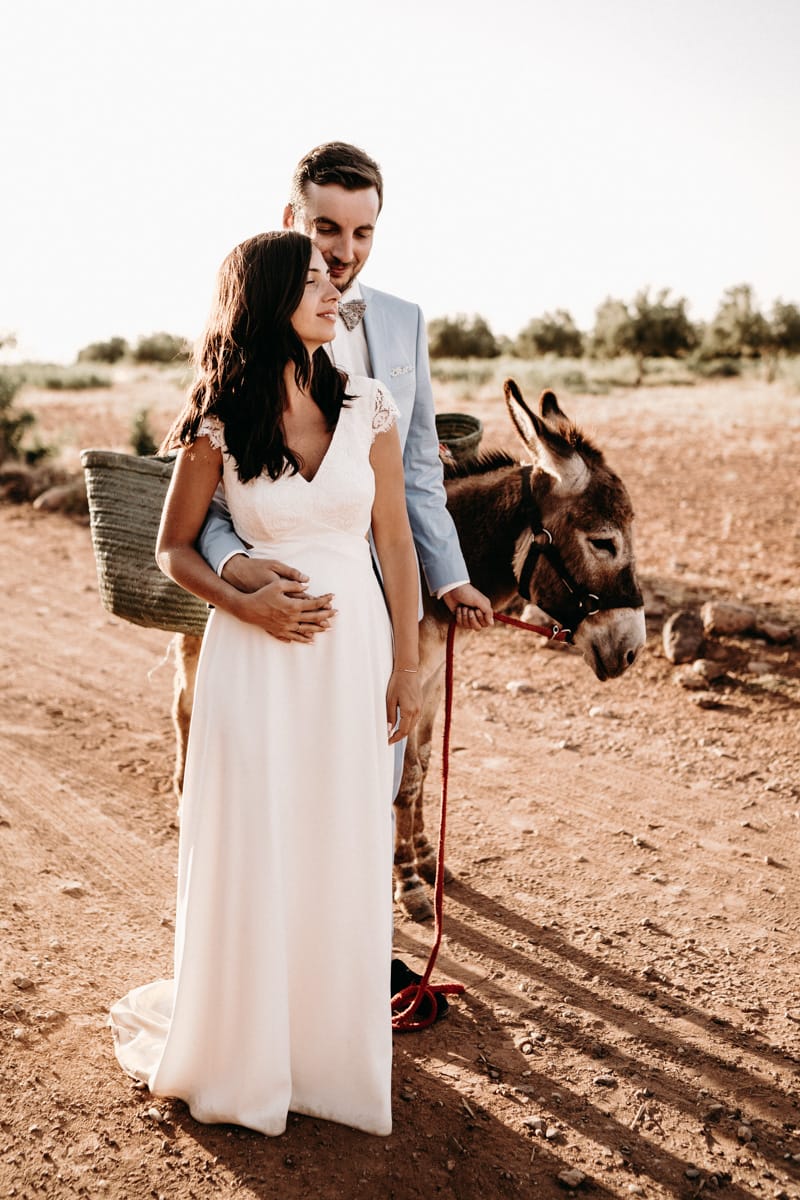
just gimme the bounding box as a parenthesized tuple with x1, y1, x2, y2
(390, 364, 414, 378)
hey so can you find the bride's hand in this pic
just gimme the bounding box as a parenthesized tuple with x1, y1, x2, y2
(237, 581, 336, 643)
(386, 670, 422, 745)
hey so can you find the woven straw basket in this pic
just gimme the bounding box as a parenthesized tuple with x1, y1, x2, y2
(80, 449, 209, 637)
(435, 413, 483, 462)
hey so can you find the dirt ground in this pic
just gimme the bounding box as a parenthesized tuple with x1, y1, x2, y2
(1, 373, 799, 1200)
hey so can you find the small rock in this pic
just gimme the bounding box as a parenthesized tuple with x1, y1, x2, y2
(663, 610, 704, 663)
(593, 1074, 617, 1088)
(522, 1115, 546, 1131)
(32, 477, 88, 515)
(145, 1107, 166, 1123)
(557, 1168, 586, 1189)
(692, 658, 728, 682)
(738, 1124, 754, 1141)
(506, 679, 535, 696)
(674, 667, 707, 691)
(756, 620, 793, 643)
(748, 661, 773, 675)
(701, 600, 756, 637)
(60, 881, 85, 898)
(685, 1167, 702, 1179)
(691, 692, 724, 709)
(12, 975, 34, 991)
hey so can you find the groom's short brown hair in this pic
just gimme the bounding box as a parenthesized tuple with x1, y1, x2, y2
(289, 142, 384, 215)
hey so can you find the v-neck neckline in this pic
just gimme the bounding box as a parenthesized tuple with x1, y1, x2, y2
(294, 410, 343, 484)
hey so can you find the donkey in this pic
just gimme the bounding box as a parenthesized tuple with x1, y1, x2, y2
(393, 380, 645, 920)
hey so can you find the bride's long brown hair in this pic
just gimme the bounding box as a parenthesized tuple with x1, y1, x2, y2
(163, 230, 349, 482)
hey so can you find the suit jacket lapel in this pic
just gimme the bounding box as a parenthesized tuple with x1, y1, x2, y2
(360, 285, 388, 384)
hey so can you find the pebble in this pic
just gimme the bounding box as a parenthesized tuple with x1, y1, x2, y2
(663, 610, 704, 663)
(593, 1074, 617, 1088)
(506, 679, 535, 696)
(685, 1167, 701, 1179)
(692, 658, 728, 682)
(701, 600, 756, 636)
(12, 976, 34, 991)
(756, 620, 793, 643)
(545, 1126, 560, 1140)
(691, 693, 724, 709)
(145, 1107, 166, 1123)
(60, 881, 85, 898)
(675, 667, 708, 690)
(738, 1124, 754, 1141)
(557, 1168, 586, 1188)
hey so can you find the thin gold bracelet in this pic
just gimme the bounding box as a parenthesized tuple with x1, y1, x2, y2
(394, 666, 419, 674)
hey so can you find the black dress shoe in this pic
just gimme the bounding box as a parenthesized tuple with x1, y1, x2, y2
(390, 958, 449, 1022)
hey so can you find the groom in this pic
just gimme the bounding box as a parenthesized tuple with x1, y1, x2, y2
(198, 141, 493, 635)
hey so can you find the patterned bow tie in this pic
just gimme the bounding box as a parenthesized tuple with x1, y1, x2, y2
(338, 299, 367, 331)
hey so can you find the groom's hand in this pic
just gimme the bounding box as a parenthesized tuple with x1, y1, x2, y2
(222, 553, 335, 642)
(442, 583, 494, 630)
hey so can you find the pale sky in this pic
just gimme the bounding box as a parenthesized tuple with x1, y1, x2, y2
(3, 0, 799, 362)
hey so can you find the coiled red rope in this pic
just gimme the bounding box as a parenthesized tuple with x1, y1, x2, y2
(391, 610, 569, 1031)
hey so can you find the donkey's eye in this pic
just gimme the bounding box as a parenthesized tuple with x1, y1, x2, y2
(589, 537, 617, 556)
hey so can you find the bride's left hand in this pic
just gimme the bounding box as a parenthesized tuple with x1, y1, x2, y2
(386, 670, 422, 745)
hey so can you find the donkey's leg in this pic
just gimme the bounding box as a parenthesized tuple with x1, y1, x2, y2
(172, 633, 202, 801)
(393, 615, 449, 922)
(411, 666, 453, 887)
(393, 724, 434, 922)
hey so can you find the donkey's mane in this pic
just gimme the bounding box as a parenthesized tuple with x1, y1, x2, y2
(443, 449, 518, 479)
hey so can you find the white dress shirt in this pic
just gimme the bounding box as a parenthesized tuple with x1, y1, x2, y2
(326, 280, 371, 378)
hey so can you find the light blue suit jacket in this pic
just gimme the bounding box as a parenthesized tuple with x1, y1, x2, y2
(197, 282, 468, 595)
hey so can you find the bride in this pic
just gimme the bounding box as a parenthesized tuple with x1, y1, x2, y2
(110, 230, 421, 1137)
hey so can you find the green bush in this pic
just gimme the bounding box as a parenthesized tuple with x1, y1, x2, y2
(0, 369, 36, 463)
(514, 310, 584, 358)
(134, 332, 192, 364)
(692, 357, 742, 379)
(77, 336, 128, 364)
(130, 408, 158, 457)
(700, 284, 770, 359)
(428, 314, 500, 359)
(43, 369, 111, 390)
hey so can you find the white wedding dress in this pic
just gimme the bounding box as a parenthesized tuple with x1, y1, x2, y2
(110, 378, 398, 1136)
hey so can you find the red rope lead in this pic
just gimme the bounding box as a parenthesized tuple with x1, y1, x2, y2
(391, 610, 566, 1032)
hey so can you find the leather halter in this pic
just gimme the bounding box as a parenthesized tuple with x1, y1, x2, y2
(516, 464, 639, 635)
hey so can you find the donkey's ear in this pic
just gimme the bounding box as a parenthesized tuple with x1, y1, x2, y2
(504, 378, 544, 447)
(505, 379, 588, 494)
(539, 389, 570, 429)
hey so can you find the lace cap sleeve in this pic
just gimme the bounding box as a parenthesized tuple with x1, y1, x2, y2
(197, 415, 225, 450)
(371, 382, 400, 443)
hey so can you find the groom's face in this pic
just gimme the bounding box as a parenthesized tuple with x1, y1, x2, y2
(283, 182, 380, 295)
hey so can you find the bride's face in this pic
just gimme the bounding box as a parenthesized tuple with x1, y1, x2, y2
(290, 247, 340, 351)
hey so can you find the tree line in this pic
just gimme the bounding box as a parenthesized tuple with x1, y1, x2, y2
(427, 284, 800, 381)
